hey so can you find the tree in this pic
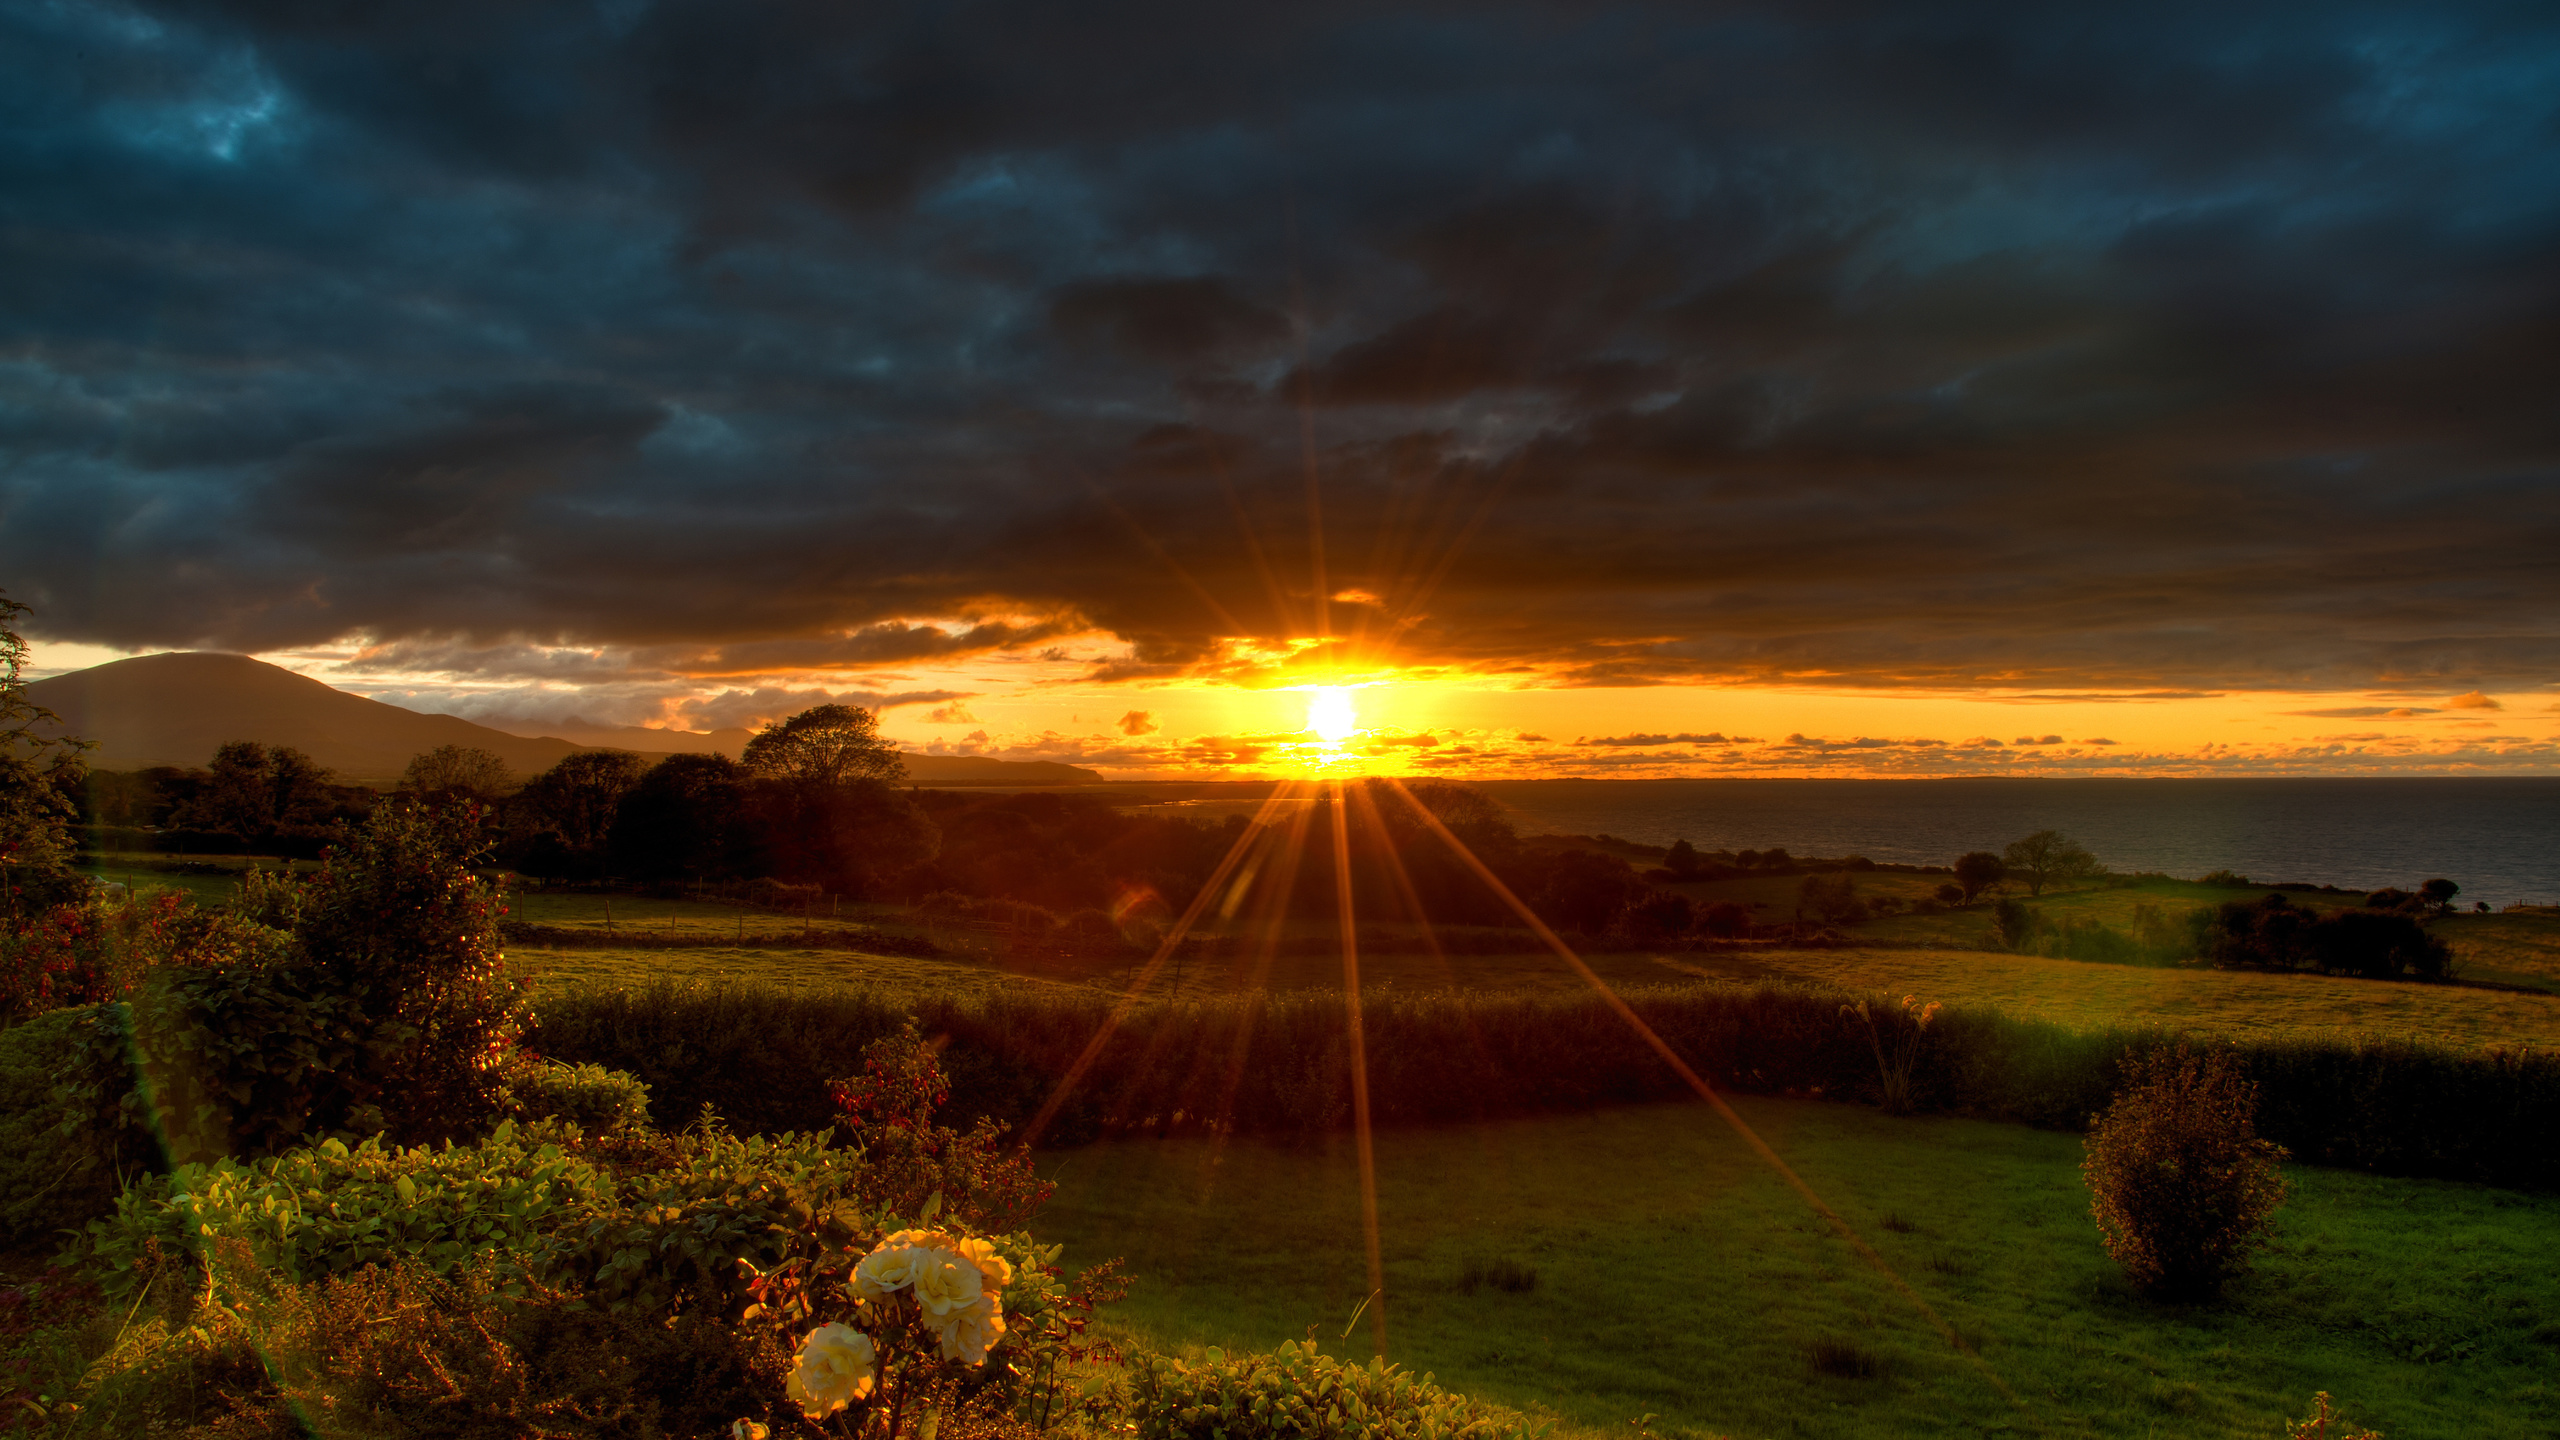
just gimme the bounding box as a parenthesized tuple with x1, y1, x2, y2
(513, 749, 645, 878)
(0, 591, 89, 915)
(1664, 839, 1703, 880)
(1953, 851, 2005, 904)
(742, 704, 907, 788)
(1528, 848, 1644, 935)
(401, 745, 516, 805)
(609, 753, 751, 882)
(174, 741, 335, 839)
(2001, 830, 2097, 898)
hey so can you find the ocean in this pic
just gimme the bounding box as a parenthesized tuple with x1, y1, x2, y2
(1467, 778, 2560, 905)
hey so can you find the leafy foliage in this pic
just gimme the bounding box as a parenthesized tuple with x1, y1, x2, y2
(0, 590, 89, 918)
(0, 887, 280, 1024)
(832, 1022, 1055, 1232)
(2194, 893, 2452, 979)
(503, 1056, 653, 1131)
(535, 977, 2560, 1190)
(1109, 1340, 1552, 1440)
(2083, 1045, 2289, 1299)
(292, 798, 528, 1141)
(743, 703, 909, 787)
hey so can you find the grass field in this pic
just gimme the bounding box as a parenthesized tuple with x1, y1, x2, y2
(1659, 947, 2560, 1052)
(506, 942, 1090, 997)
(1036, 1100, 2560, 1440)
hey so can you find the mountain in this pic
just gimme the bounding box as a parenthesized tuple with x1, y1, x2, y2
(25, 653, 594, 780)
(26, 652, 1109, 786)
(473, 715, 759, 755)
(898, 753, 1106, 785)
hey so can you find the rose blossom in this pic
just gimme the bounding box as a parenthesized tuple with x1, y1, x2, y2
(784, 1323, 876, 1418)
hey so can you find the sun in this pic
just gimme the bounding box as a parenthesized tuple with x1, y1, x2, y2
(1307, 686, 1357, 744)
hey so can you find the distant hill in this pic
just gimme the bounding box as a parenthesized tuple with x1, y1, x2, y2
(25, 653, 594, 780)
(26, 652, 1108, 786)
(472, 715, 760, 756)
(897, 753, 1107, 786)
(468, 714, 1103, 785)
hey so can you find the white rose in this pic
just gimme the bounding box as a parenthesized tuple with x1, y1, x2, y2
(909, 1248, 986, 1319)
(853, 1245, 930, 1300)
(929, 1292, 1008, 1366)
(954, 1236, 1013, 1292)
(879, 1227, 958, 1252)
(784, 1323, 876, 1418)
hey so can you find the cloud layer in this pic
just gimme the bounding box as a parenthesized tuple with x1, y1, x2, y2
(5, 0, 2559, 695)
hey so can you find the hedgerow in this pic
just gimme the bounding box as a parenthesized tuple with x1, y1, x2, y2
(529, 978, 2560, 1190)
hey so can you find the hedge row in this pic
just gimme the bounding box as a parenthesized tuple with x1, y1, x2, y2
(525, 979, 2560, 1191)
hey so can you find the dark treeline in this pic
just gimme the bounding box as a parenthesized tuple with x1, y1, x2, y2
(529, 979, 2560, 1193)
(82, 743, 378, 857)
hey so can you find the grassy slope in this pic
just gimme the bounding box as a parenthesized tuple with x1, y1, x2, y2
(1038, 1099, 2560, 1440)
(1666, 948, 2560, 1051)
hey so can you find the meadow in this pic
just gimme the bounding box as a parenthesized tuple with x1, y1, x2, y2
(41, 847, 2560, 1438)
(1037, 1098, 2560, 1439)
(495, 884, 2560, 1054)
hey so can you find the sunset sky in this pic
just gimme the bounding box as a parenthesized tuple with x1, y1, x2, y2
(7, 1, 2559, 778)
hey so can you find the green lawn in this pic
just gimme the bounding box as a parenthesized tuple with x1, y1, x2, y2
(1036, 1100, 2560, 1440)
(506, 941, 1092, 998)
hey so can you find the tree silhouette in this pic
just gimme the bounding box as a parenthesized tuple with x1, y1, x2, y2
(514, 749, 645, 878)
(2002, 830, 2098, 897)
(1953, 851, 2005, 904)
(176, 740, 335, 838)
(742, 704, 907, 787)
(401, 745, 517, 805)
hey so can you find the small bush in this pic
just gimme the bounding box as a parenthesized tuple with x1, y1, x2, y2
(2284, 1391, 2384, 1439)
(1805, 1337, 1882, 1379)
(1456, 1257, 1538, 1294)
(1111, 1340, 1550, 1440)
(0, 1007, 135, 1243)
(505, 1057, 652, 1130)
(1696, 901, 1751, 938)
(1993, 898, 2043, 950)
(2083, 1045, 2289, 1299)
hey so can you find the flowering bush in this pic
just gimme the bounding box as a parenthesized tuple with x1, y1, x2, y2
(0, 888, 277, 1023)
(741, 1198, 1120, 1440)
(832, 1022, 1054, 1231)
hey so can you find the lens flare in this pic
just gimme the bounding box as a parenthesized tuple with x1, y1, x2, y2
(1308, 686, 1357, 743)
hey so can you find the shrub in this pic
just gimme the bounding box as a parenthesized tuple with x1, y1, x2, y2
(62, 1241, 791, 1437)
(53, 801, 534, 1168)
(1697, 901, 1751, 938)
(1797, 874, 1863, 925)
(505, 1057, 652, 1130)
(0, 887, 279, 1024)
(1621, 890, 1694, 941)
(2285, 1391, 2384, 1439)
(831, 1022, 1054, 1231)
(1455, 1257, 1537, 1294)
(0, 1007, 136, 1244)
(2082, 1046, 2289, 1299)
(1110, 1340, 1550, 1440)
(1993, 898, 2043, 950)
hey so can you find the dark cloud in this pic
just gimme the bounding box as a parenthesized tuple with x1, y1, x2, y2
(4, 0, 2559, 691)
